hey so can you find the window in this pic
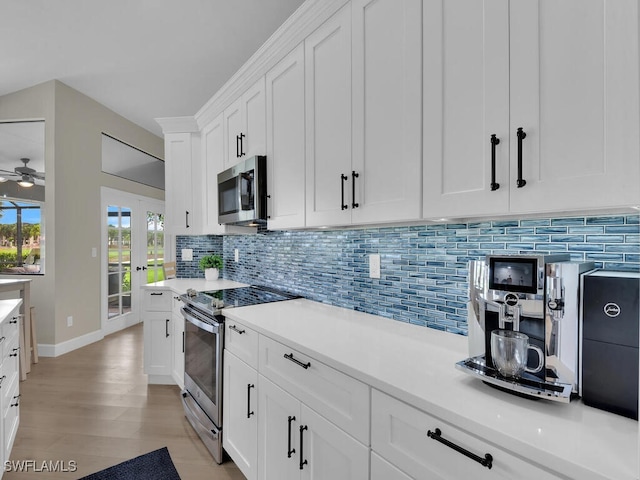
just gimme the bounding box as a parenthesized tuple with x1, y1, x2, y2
(0, 199, 43, 274)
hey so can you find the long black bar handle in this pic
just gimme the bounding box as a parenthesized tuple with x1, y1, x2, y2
(182, 331, 185, 353)
(490, 134, 500, 191)
(516, 127, 527, 188)
(185, 210, 190, 229)
(287, 416, 296, 458)
(284, 353, 311, 370)
(165, 319, 170, 338)
(427, 428, 493, 469)
(299, 425, 308, 470)
(247, 384, 255, 419)
(236, 134, 241, 158)
(229, 325, 245, 335)
(341, 174, 348, 210)
(239, 133, 246, 157)
(351, 171, 359, 209)
(150, 292, 164, 296)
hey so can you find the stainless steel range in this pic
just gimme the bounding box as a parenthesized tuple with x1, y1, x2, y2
(179, 285, 297, 463)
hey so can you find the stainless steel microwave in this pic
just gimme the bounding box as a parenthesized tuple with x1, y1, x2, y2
(217, 155, 267, 226)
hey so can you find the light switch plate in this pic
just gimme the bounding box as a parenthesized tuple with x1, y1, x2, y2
(369, 254, 381, 279)
(181, 248, 193, 261)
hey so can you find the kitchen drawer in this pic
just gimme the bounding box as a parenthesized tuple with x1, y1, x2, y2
(2, 312, 20, 347)
(371, 390, 561, 480)
(225, 320, 258, 369)
(143, 289, 172, 312)
(258, 335, 370, 444)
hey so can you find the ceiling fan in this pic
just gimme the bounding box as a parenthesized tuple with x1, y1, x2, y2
(0, 158, 45, 187)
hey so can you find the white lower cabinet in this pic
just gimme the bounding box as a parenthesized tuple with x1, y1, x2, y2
(371, 389, 560, 480)
(0, 303, 21, 477)
(142, 311, 172, 379)
(258, 375, 369, 480)
(223, 351, 258, 480)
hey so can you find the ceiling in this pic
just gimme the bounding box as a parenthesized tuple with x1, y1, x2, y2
(0, 0, 306, 138)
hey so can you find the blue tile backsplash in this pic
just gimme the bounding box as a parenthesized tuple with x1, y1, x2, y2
(176, 214, 639, 335)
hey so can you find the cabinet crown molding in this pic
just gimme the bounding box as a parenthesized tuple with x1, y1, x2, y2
(155, 116, 199, 134)
(195, 0, 349, 130)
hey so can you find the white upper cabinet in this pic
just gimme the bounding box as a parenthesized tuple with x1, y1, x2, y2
(202, 114, 225, 232)
(424, 0, 640, 219)
(224, 78, 267, 169)
(422, 0, 510, 219)
(509, 0, 640, 213)
(306, 0, 422, 228)
(266, 44, 306, 230)
(351, 0, 422, 225)
(305, 4, 353, 227)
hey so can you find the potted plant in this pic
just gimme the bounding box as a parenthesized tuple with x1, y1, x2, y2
(199, 254, 223, 281)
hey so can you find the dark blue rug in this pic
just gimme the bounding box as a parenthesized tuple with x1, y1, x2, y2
(79, 447, 181, 480)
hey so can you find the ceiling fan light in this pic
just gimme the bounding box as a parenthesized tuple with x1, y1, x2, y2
(17, 175, 34, 188)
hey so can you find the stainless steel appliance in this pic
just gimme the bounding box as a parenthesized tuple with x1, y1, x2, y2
(217, 155, 267, 226)
(180, 285, 297, 463)
(580, 270, 639, 419)
(456, 254, 596, 402)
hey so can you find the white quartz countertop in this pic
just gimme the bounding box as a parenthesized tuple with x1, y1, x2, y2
(143, 278, 248, 294)
(223, 298, 638, 480)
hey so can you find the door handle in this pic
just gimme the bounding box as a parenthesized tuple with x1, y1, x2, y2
(351, 171, 359, 208)
(516, 127, 527, 188)
(340, 174, 348, 210)
(185, 210, 190, 228)
(165, 319, 170, 338)
(287, 416, 296, 458)
(136, 266, 147, 271)
(238, 133, 245, 157)
(299, 425, 308, 470)
(490, 134, 500, 191)
(247, 384, 255, 419)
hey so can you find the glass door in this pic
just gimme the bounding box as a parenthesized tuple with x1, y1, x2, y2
(106, 205, 132, 318)
(145, 211, 165, 283)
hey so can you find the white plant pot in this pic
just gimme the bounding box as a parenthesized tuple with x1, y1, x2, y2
(204, 268, 219, 281)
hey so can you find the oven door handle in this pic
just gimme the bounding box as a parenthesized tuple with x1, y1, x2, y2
(181, 308, 220, 334)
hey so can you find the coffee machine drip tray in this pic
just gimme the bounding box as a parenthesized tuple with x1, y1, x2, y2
(455, 356, 573, 403)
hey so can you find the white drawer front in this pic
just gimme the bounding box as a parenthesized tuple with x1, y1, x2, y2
(2, 313, 19, 347)
(143, 289, 172, 311)
(371, 390, 561, 480)
(259, 335, 369, 444)
(225, 321, 258, 370)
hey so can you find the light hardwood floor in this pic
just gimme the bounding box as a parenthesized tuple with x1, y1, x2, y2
(6, 323, 246, 480)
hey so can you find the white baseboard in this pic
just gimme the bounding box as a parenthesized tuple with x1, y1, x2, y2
(37, 318, 141, 357)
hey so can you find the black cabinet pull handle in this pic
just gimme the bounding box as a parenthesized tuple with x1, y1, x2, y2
(516, 127, 527, 188)
(238, 132, 245, 157)
(284, 353, 310, 370)
(287, 415, 296, 458)
(185, 210, 190, 228)
(165, 319, 170, 338)
(182, 331, 185, 353)
(299, 425, 308, 470)
(351, 171, 359, 208)
(8, 318, 17, 324)
(427, 428, 493, 469)
(236, 134, 241, 158)
(490, 134, 500, 191)
(150, 292, 164, 296)
(247, 384, 255, 418)
(229, 325, 245, 335)
(9, 347, 19, 357)
(10, 394, 20, 407)
(0, 375, 6, 387)
(340, 174, 348, 210)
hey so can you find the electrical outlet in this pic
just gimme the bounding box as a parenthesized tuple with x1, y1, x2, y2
(234, 249, 239, 262)
(67, 316, 73, 327)
(181, 249, 193, 261)
(369, 254, 381, 279)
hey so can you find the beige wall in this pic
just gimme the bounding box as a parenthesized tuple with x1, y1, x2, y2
(0, 80, 164, 346)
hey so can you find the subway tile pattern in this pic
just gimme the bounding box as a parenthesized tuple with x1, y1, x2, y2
(176, 215, 639, 335)
(175, 235, 223, 278)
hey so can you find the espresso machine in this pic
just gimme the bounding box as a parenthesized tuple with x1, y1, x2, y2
(456, 254, 596, 402)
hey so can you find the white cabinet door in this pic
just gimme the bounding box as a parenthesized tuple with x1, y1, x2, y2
(422, 0, 510, 219)
(143, 312, 172, 377)
(257, 375, 300, 480)
(223, 351, 258, 480)
(351, 0, 422, 225)
(164, 132, 200, 235)
(201, 113, 225, 233)
(305, 4, 352, 227)
(224, 78, 267, 169)
(300, 404, 369, 480)
(266, 43, 306, 229)
(509, 0, 640, 214)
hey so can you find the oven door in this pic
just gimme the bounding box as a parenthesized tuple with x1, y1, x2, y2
(181, 306, 224, 427)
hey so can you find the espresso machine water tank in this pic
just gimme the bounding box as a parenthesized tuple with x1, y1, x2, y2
(581, 270, 640, 419)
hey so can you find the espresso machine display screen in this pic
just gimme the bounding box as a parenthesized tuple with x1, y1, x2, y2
(489, 258, 538, 294)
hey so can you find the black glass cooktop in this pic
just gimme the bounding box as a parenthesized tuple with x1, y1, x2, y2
(181, 285, 298, 317)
